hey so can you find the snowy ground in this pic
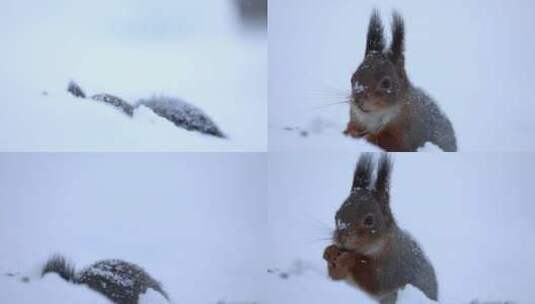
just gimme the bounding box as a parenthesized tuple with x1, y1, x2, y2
(268, 0, 535, 151)
(267, 152, 535, 303)
(0, 153, 266, 303)
(0, 0, 266, 151)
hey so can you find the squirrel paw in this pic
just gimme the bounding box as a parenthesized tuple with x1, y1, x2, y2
(343, 122, 368, 138)
(335, 251, 357, 270)
(323, 245, 356, 280)
(323, 244, 342, 263)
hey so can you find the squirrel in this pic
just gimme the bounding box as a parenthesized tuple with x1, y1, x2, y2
(323, 153, 438, 304)
(343, 10, 457, 152)
(41, 254, 169, 304)
(67, 80, 226, 138)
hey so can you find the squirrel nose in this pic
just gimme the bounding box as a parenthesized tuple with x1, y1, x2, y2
(353, 91, 370, 104)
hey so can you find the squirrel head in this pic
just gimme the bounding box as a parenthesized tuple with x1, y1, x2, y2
(350, 10, 408, 114)
(333, 153, 395, 255)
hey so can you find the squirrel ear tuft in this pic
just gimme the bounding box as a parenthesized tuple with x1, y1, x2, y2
(375, 153, 392, 201)
(352, 153, 374, 191)
(387, 11, 405, 65)
(365, 9, 386, 56)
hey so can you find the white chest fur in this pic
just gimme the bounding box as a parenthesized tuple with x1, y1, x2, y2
(351, 104, 401, 133)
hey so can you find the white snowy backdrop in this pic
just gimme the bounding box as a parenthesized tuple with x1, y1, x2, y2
(0, 0, 266, 151)
(0, 153, 267, 303)
(269, 0, 535, 151)
(267, 152, 535, 303)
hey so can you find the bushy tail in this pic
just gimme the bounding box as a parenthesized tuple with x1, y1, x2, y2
(138, 96, 226, 138)
(67, 80, 86, 98)
(67, 81, 133, 117)
(66, 81, 226, 138)
(41, 254, 78, 284)
(431, 117, 457, 152)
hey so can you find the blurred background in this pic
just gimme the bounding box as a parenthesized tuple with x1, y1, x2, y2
(0, 0, 267, 151)
(234, 0, 267, 29)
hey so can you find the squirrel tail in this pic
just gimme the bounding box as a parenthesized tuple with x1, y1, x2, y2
(66, 81, 225, 137)
(67, 80, 86, 98)
(67, 81, 134, 117)
(41, 254, 78, 284)
(431, 121, 457, 152)
(138, 96, 226, 138)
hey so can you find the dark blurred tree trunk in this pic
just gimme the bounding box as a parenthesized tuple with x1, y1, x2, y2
(233, 0, 267, 29)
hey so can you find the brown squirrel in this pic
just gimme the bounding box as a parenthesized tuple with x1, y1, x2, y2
(323, 153, 438, 303)
(343, 10, 457, 152)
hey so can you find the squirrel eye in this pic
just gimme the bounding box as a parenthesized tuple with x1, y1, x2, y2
(379, 77, 392, 91)
(363, 215, 374, 227)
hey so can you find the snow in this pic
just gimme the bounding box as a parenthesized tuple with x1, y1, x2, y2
(276, 118, 381, 152)
(0, 153, 266, 303)
(0, 1, 266, 151)
(268, 0, 535, 151)
(267, 152, 535, 303)
(0, 274, 110, 304)
(417, 142, 443, 152)
(397, 286, 437, 304)
(139, 288, 169, 304)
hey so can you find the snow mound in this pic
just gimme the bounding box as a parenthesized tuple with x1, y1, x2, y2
(272, 116, 381, 152)
(0, 273, 110, 303)
(139, 288, 170, 304)
(398, 285, 438, 304)
(417, 142, 444, 152)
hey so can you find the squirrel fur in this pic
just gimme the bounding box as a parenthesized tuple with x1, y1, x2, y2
(67, 80, 225, 138)
(41, 254, 169, 304)
(343, 10, 456, 152)
(323, 153, 438, 303)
